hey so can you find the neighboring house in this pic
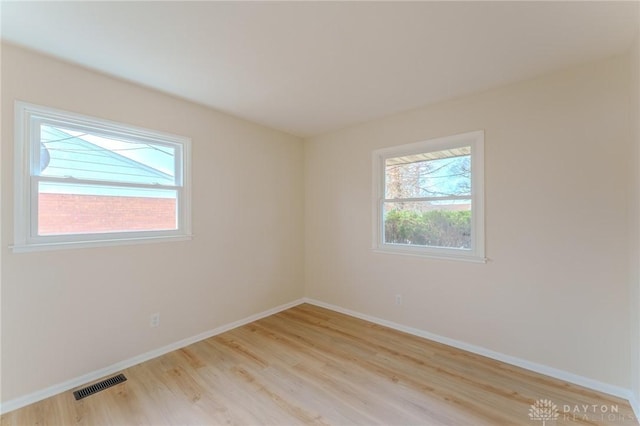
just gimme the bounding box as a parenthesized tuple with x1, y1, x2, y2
(38, 126, 177, 235)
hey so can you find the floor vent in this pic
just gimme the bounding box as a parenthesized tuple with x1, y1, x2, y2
(73, 374, 127, 400)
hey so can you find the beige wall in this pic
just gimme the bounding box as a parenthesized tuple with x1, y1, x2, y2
(0, 43, 304, 402)
(631, 31, 640, 405)
(305, 54, 632, 388)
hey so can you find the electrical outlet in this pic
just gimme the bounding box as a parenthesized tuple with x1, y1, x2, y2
(395, 294, 403, 305)
(150, 313, 160, 328)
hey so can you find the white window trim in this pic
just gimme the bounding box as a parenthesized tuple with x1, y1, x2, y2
(12, 101, 192, 253)
(372, 130, 486, 263)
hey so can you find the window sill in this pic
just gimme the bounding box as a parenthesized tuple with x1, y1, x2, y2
(11, 234, 192, 253)
(372, 247, 487, 263)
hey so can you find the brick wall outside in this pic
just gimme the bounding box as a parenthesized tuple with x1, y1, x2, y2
(38, 193, 177, 235)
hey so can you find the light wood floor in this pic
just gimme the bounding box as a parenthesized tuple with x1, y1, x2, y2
(1, 303, 636, 425)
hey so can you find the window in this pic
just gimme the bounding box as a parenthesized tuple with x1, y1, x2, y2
(13, 102, 191, 252)
(372, 130, 485, 262)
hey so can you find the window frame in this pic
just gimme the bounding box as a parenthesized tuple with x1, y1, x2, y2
(372, 130, 485, 263)
(13, 101, 192, 253)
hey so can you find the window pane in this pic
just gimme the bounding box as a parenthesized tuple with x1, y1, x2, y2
(38, 181, 177, 235)
(383, 200, 471, 249)
(39, 124, 177, 186)
(385, 148, 470, 199)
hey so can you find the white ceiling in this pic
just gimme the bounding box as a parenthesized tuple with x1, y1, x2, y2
(1, 1, 638, 137)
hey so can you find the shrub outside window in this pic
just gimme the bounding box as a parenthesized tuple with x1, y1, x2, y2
(13, 102, 192, 252)
(372, 131, 485, 262)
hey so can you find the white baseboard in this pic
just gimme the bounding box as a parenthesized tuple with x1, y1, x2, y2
(303, 297, 634, 403)
(0, 298, 306, 415)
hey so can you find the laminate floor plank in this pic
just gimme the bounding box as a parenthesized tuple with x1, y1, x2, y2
(1, 304, 636, 425)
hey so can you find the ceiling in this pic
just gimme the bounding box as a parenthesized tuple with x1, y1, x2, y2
(1, 1, 638, 138)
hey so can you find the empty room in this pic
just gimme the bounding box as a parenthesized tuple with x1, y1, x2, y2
(1, 1, 640, 425)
